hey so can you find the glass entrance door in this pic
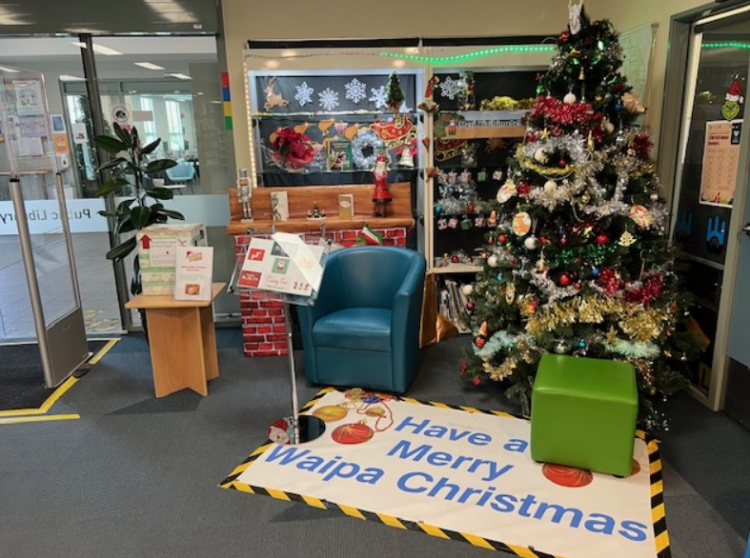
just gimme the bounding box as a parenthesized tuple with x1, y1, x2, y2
(0, 37, 122, 341)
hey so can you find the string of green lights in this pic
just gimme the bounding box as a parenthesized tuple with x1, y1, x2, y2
(378, 42, 750, 66)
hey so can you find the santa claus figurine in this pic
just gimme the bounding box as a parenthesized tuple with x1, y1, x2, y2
(372, 154, 392, 217)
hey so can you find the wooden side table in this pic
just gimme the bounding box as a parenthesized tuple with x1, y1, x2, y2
(126, 283, 225, 397)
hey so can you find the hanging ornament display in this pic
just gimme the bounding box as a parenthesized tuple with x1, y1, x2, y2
(512, 212, 532, 236)
(543, 180, 557, 193)
(722, 77, 745, 121)
(618, 231, 637, 247)
(456, 71, 476, 111)
(524, 236, 540, 250)
(487, 255, 500, 268)
(418, 76, 440, 113)
(630, 205, 654, 228)
(563, 92, 577, 105)
(505, 283, 516, 305)
(497, 181, 517, 203)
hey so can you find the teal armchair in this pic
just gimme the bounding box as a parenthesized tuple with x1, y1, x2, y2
(297, 246, 426, 394)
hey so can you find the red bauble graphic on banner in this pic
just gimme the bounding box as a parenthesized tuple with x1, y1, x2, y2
(542, 463, 594, 488)
(331, 422, 374, 445)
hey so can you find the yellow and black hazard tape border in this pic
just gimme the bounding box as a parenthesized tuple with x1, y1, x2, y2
(220, 387, 669, 558)
(0, 338, 119, 424)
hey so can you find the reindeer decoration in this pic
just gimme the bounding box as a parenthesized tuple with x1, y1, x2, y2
(263, 76, 289, 111)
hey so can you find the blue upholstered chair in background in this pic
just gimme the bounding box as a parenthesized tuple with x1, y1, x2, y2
(297, 246, 426, 394)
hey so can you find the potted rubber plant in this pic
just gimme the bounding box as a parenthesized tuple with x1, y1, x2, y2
(95, 123, 184, 330)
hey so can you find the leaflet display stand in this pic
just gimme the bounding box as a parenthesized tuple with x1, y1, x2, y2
(234, 232, 332, 445)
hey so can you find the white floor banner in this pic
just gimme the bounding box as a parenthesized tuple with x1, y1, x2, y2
(221, 388, 668, 558)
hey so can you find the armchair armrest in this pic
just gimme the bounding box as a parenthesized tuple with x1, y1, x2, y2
(391, 255, 426, 392)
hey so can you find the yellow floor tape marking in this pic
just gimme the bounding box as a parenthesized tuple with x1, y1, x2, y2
(0, 414, 80, 424)
(0, 338, 119, 418)
(506, 544, 541, 558)
(231, 483, 255, 494)
(652, 502, 666, 522)
(266, 488, 291, 501)
(650, 480, 664, 497)
(377, 514, 406, 529)
(650, 459, 662, 475)
(302, 495, 326, 509)
(338, 504, 366, 520)
(88, 338, 119, 365)
(461, 533, 496, 550)
(418, 523, 450, 539)
(655, 530, 670, 551)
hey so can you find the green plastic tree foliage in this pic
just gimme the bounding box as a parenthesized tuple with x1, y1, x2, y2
(461, 7, 697, 431)
(95, 123, 184, 295)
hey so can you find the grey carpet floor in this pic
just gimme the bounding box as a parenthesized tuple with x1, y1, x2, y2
(0, 330, 747, 558)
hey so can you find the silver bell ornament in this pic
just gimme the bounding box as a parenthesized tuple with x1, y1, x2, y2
(524, 236, 540, 250)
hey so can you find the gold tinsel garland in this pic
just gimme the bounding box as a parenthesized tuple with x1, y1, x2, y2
(483, 358, 518, 380)
(525, 295, 674, 343)
(516, 145, 577, 177)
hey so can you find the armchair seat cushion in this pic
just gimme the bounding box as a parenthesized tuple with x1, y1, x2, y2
(313, 308, 391, 352)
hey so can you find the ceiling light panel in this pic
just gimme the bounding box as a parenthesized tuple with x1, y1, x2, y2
(71, 42, 123, 56)
(166, 73, 192, 80)
(0, 66, 21, 73)
(0, 6, 31, 25)
(144, 0, 198, 23)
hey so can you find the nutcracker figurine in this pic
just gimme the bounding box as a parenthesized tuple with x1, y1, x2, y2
(372, 154, 392, 218)
(237, 168, 253, 222)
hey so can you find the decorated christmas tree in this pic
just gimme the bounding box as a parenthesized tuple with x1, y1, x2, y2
(461, 3, 696, 431)
(386, 71, 405, 113)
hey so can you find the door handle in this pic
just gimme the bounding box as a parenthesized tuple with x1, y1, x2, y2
(744, 223, 750, 236)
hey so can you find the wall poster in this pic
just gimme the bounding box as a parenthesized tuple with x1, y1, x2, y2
(699, 120, 742, 207)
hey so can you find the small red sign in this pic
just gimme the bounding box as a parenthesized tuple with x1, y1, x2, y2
(248, 248, 265, 261)
(239, 270, 261, 289)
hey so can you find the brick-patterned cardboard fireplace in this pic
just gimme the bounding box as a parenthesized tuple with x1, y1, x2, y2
(227, 183, 414, 358)
(234, 228, 408, 357)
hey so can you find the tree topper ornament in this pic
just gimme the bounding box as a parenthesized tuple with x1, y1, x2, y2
(568, 0, 583, 35)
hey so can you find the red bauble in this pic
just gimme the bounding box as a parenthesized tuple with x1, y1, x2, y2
(560, 236, 568, 246)
(472, 376, 482, 386)
(467, 302, 475, 312)
(666, 331, 673, 338)
(331, 422, 374, 445)
(528, 133, 537, 143)
(560, 32, 570, 42)
(542, 463, 594, 488)
(475, 336, 487, 349)
(498, 234, 508, 245)
(488, 236, 495, 245)
(451, 255, 460, 264)
(595, 234, 609, 245)
(459, 359, 468, 375)
(559, 159, 567, 168)
(574, 282, 582, 290)
(517, 182, 531, 196)
(559, 273, 572, 287)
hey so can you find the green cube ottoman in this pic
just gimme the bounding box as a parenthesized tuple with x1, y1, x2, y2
(530, 354, 638, 477)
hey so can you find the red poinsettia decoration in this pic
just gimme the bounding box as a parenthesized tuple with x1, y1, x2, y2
(271, 127, 318, 170)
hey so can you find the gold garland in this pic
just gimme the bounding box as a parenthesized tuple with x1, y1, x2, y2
(525, 295, 674, 343)
(483, 358, 518, 380)
(516, 145, 577, 177)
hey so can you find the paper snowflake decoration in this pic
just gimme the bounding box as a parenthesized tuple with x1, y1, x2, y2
(344, 78, 368, 104)
(439, 77, 461, 100)
(318, 87, 340, 112)
(369, 85, 388, 110)
(294, 82, 314, 106)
